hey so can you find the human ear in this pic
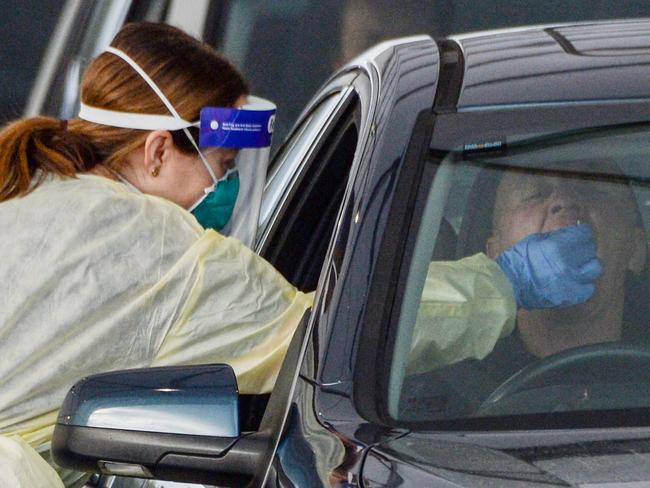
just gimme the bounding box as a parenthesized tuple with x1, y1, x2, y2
(143, 130, 173, 177)
(627, 226, 647, 274)
(486, 235, 500, 259)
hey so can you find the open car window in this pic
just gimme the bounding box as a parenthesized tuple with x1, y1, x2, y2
(258, 92, 346, 241)
(258, 89, 359, 291)
(388, 123, 650, 427)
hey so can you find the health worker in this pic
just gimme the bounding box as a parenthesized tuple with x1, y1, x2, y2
(0, 22, 310, 487)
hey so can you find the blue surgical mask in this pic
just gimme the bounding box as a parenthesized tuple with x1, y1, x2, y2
(189, 168, 240, 231)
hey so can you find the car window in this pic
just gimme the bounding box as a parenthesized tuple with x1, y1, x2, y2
(388, 123, 650, 427)
(260, 92, 360, 291)
(257, 92, 346, 241)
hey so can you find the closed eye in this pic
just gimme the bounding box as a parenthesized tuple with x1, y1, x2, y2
(523, 189, 549, 202)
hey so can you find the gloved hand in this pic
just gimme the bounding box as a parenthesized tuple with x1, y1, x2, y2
(496, 224, 603, 309)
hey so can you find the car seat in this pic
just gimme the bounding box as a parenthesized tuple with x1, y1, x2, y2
(456, 165, 503, 259)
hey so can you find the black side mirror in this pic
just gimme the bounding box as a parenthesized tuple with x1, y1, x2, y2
(52, 364, 266, 486)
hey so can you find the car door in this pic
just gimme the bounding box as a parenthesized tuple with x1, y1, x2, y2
(244, 65, 371, 487)
(252, 37, 440, 487)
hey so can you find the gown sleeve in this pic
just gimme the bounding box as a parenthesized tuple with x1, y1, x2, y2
(152, 230, 313, 394)
(407, 253, 517, 374)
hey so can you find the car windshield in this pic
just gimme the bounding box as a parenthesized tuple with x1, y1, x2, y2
(389, 123, 650, 426)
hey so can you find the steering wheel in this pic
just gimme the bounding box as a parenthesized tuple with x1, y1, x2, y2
(477, 343, 650, 416)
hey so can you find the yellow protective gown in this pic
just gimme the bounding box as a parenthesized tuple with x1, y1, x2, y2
(0, 174, 516, 486)
(0, 173, 312, 485)
(408, 253, 517, 374)
(0, 435, 63, 487)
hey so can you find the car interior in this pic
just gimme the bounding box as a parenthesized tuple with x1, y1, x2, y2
(397, 123, 650, 427)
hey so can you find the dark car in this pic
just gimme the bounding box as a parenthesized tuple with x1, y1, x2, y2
(54, 20, 650, 487)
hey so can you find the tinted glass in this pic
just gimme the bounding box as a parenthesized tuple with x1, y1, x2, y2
(390, 124, 650, 425)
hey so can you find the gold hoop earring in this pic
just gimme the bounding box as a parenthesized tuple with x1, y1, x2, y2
(151, 166, 160, 177)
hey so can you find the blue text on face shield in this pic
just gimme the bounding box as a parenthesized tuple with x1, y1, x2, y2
(199, 107, 275, 149)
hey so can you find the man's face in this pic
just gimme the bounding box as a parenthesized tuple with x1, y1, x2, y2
(488, 161, 646, 311)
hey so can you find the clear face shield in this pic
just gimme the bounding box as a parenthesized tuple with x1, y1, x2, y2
(77, 46, 275, 247)
(195, 98, 276, 245)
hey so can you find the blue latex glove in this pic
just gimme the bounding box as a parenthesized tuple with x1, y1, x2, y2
(496, 224, 603, 309)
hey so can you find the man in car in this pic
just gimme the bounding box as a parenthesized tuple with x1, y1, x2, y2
(486, 162, 647, 358)
(402, 159, 648, 417)
(408, 159, 647, 379)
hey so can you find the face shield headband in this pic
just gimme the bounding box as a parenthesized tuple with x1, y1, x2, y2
(78, 46, 276, 247)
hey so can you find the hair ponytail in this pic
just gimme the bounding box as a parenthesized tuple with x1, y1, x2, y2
(0, 116, 97, 202)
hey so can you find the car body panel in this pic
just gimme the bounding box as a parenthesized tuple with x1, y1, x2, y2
(455, 19, 650, 109)
(265, 36, 440, 487)
(367, 431, 650, 487)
